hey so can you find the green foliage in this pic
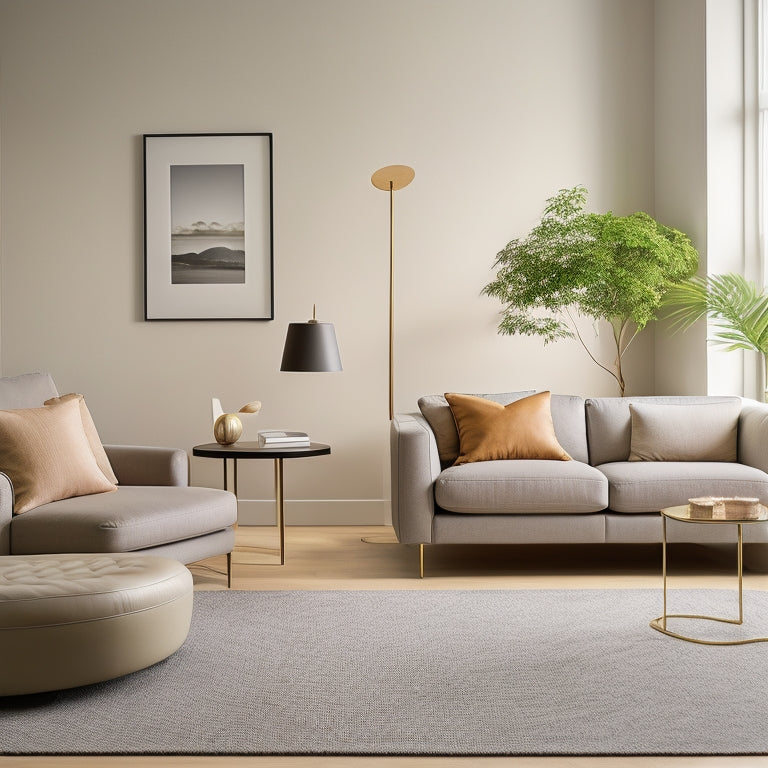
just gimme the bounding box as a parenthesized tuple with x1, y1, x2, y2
(663, 274, 768, 398)
(483, 185, 699, 394)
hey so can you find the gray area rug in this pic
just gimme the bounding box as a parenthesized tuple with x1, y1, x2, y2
(3, 588, 768, 756)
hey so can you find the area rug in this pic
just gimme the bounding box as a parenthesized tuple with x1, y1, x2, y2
(3, 588, 768, 756)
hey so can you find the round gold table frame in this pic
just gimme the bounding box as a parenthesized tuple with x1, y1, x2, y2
(651, 504, 768, 645)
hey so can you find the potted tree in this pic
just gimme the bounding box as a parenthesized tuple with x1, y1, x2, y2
(482, 186, 699, 395)
(662, 272, 768, 401)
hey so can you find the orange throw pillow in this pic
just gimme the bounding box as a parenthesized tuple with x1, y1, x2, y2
(445, 391, 571, 465)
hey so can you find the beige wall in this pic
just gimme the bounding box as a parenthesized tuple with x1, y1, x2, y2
(653, 0, 709, 395)
(1, 0, 666, 523)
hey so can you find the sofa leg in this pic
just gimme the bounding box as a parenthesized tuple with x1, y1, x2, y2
(226, 552, 232, 589)
(419, 543, 424, 579)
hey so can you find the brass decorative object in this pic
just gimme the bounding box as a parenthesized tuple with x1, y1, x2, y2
(212, 397, 261, 441)
(214, 413, 243, 445)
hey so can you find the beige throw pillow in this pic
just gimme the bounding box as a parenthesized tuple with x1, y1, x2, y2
(0, 398, 117, 514)
(628, 401, 740, 462)
(45, 393, 118, 484)
(445, 391, 571, 466)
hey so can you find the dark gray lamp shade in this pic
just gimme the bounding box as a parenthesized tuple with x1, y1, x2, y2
(280, 321, 342, 372)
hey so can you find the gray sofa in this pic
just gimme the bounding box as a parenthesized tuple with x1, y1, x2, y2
(0, 372, 237, 585)
(391, 392, 768, 576)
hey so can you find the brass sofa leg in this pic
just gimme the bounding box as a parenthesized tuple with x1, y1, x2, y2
(419, 543, 424, 579)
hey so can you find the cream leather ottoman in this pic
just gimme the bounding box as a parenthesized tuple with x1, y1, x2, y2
(0, 553, 193, 696)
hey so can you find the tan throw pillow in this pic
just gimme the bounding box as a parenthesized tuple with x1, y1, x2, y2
(445, 391, 571, 466)
(45, 393, 118, 484)
(0, 398, 117, 514)
(629, 401, 740, 462)
(418, 390, 537, 464)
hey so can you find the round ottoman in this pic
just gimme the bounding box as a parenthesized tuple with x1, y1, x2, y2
(0, 553, 193, 697)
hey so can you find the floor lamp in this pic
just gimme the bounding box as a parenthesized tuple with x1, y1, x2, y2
(367, 164, 415, 546)
(371, 164, 415, 420)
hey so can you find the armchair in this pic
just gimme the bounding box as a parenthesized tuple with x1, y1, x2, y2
(0, 372, 236, 586)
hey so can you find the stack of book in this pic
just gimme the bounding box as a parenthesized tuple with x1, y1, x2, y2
(257, 430, 311, 448)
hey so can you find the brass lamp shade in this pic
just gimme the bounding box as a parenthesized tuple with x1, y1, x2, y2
(280, 316, 342, 372)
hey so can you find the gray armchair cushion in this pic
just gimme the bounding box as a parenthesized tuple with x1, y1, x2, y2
(9, 486, 237, 554)
(435, 459, 608, 514)
(0, 372, 58, 409)
(598, 460, 768, 514)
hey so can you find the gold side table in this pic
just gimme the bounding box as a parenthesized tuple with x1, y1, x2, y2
(650, 503, 768, 645)
(192, 442, 330, 576)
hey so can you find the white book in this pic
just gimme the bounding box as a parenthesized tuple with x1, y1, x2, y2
(257, 430, 310, 447)
(260, 441, 311, 449)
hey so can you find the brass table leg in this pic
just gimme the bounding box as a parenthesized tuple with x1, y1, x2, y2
(225, 456, 285, 570)
(223, 459, 236, 588)
(275, 457, 285, 565)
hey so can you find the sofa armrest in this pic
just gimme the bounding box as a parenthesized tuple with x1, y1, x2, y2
(103, 445, 189, 487)
(0, 472, 12, 554)
(390, 414, 441, 544)
(738, 400, 768, 474)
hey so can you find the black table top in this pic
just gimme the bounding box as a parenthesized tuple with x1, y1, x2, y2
(192, 441, 331, 460)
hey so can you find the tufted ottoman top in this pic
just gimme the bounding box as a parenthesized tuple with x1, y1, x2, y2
(0, 553, 192, 629)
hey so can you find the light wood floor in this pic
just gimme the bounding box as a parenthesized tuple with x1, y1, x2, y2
(6, 525, 768, 768)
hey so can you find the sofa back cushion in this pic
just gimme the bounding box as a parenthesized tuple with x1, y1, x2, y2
(628, 400, 740, 462)
(585, 396, 742, 466)
(0, 372, 58, 409)
(418, 391, 589, 465)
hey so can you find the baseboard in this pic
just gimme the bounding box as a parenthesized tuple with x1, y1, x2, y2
(235, 499, 391, 526)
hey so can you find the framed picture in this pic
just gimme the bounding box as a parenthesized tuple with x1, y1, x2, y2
(144, 133, 273, 320)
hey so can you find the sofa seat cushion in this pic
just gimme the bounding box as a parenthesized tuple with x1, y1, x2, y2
(435, 460, 608, 514)
(9, 486, 237, 555)
(598, 461, 768, 514)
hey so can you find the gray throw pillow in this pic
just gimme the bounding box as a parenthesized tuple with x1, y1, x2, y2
(628, 400, 741, 462)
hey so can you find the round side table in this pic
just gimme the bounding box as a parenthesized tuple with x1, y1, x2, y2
(651, 503, 768, 645)
(193, 442, 330, 570)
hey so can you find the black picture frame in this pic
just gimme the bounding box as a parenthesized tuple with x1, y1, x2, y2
(144, 133, 274, 320)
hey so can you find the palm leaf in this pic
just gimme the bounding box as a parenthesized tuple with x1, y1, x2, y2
(662, 273, 768, 356)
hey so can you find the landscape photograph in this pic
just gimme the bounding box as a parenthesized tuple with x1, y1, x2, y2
(170, 163, 245, 284)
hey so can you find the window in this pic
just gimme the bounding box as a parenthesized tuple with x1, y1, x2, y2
(760, 0, 768, 282)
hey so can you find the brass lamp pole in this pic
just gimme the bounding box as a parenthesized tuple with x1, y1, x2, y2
(371, 164, 415, 420)
(364, 165, 415, 551)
